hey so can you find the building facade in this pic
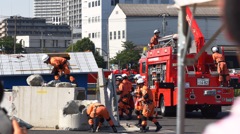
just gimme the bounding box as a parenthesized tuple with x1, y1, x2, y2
(34, 0, 62, 24)
(61, 0, 82, 43)
(108, 4, 227, 58)
(16, 35, 71, 53)
(81, 0, 173, 56)
(0, 16, 71, 38)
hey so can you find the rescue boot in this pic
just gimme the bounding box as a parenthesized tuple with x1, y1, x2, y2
(135, 119, 142, 127)
(90, 125, 95, 133)
(127, 110, 132, 120)
(154, 122, 162, 132)
(140, 125, 147, 133)
(111, 125, 117, 133)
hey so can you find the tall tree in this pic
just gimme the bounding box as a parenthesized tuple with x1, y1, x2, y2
(66, 38, 105, 68)
(110, 41, 141, 70)
(0, 37, 25, 54)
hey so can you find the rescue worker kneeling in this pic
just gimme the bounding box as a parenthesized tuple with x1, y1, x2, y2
(86, 102, 117, 133)
(137, 78, 162, 133)
(42, 54, 77, 85)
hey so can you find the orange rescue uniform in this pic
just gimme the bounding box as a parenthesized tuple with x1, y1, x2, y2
(86, 102, 114, 127)
(140, 85, 158, 126)
(212, 53, 230, 83)
(117, 79, 132, 117)
(49, 57, 75, 82)
(149, 35, 160, 49)
(134, 86, 143, 119)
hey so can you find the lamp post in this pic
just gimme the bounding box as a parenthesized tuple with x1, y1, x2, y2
(160, 13, 170, 36)
(96, 47, 109, 70)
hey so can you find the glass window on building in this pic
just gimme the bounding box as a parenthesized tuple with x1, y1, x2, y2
(95, 1, 97, 6)
(56, 40, 58, 47)
(139, 0, 147, 3)
(92, 17, 94, 23)
(98, 32, 100, 38)
(118, 31, 121, 39)
(122, 30, 125, 38)
(110, 32, 112, 40)
(92, 1, 94, 7)
(92, 33, 94, 38)
(125, 0, 133, 3)
(95, 33, 97, 38)
(98, 16, 100, 22)
(98, 0, 100, 6)
(88, 18, 91, 23)
(95, 17, 97, 22)
(114, 31, 116, 39)
(150, 0, 158, 3)
(89, 33, 91, 38)
(88, 2, 91, 7)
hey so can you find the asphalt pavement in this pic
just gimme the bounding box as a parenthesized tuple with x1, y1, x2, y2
(28, 105, 231, 134)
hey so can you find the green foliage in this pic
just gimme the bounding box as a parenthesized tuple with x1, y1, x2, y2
(110, 41, 141, 70)
(0, 37, 25, 54)
(66, 38, 95, 53)
(66, 38, 105, 68)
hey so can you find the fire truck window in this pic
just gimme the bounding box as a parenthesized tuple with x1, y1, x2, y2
(142, 62, 146, 73)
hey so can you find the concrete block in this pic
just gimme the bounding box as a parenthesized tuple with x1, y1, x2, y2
(26, 75, 44, 86)
(1, 91, 13, 115)
(56, 82, 74, 87)
(46, 80, 61, 87)
(12, 86, 86, 128)
(59, 100, 98, 130)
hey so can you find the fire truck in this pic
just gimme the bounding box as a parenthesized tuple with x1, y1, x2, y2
(138, 7, 234, 118)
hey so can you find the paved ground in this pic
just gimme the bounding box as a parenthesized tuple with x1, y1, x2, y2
(28, 106, 231, 134)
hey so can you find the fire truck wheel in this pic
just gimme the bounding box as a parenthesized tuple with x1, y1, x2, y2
(160, 96, 174, 116)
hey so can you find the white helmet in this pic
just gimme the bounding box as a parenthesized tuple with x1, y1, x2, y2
(116, 76, 123, 81)
(42, 54, 49, 63)
(121, 74, 127, 78)
(211, 46, 219, 53)
(136, 78, 144, 84)
(154, 29, 160, 34)
(134, 74, 142, 80)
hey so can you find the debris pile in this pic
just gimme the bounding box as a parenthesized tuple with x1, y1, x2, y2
(26, 75, 76, 87)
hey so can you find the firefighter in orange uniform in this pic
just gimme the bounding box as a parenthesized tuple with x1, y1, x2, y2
(117, 74, 132, 120)
(137, 78, 162, 132)
(211, 47, 230, 86)
(42, 54, 76, 84)
(133, 74, 143, 127)
(149, 29, 161, 49)
(86, 102, 117, 133)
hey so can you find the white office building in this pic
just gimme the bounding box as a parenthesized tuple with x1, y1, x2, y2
(108, 4, 227, 58)
(34, 0, 61, 24)
(82, 0, 174, 56)
(61, 0, 82, 43)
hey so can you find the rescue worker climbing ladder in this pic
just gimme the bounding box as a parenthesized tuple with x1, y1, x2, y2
(137, 78, 162, 133)
(211, 47, 230, 86)
(86, 102, 117, 133)
(42, 54, 77, 85)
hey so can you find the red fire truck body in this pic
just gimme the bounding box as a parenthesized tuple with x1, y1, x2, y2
(138, 7, 234, 117)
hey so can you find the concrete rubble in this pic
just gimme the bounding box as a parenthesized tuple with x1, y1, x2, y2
(26, 75, 44, 86)
(45, 80, 61, 87)
(59, 100, 98, 131)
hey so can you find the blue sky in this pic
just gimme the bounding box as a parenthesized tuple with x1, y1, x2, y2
(0, 0, 33, 18)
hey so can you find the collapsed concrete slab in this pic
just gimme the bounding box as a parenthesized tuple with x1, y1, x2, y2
(26, 75, 44, 86)
(12, 86, 86, 128)
(59, 100, 98, 131)
(97, 69, 119, 126)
